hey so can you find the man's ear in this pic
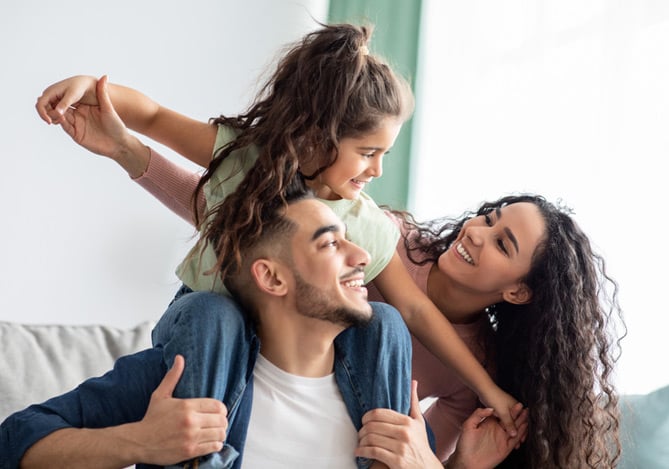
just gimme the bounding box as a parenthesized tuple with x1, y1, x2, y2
(502, 283, 532, 305)
(250, 259, 288, 296)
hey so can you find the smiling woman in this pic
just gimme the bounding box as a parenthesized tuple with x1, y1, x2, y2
(368, 193, 625, 467)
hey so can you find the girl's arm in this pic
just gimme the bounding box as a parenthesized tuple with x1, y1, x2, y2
(36, 75, 217, 168)
(373, 253, 519, 436)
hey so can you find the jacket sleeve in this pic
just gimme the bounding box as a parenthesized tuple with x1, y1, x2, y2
(0, 348, 165, 469)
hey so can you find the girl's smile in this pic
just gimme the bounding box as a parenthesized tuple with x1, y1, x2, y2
(308, 117, 403, 201)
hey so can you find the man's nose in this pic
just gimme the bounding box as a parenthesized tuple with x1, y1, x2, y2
(346, 239, 371, 267)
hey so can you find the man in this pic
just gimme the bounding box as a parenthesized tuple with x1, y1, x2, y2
(0, 191, 412, 469)
(1, 193, 526, 468)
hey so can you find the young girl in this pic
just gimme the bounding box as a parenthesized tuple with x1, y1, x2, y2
(37, 23, 521, 439)
(359, 194, 625, 468)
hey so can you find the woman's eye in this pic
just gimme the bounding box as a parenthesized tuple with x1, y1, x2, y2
(497, 238, 509, 255)
(484, 214, 492, 226)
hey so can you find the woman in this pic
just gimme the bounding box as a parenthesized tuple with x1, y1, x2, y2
(366, 194, 625, 468)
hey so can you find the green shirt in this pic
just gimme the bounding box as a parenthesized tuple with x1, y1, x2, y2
(176, 125, 400, 294)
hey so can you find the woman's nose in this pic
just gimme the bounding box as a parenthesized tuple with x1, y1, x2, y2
(463, 224, 485, 246)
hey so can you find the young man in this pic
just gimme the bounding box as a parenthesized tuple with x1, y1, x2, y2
(0, 192, 412, 469)
(1, 194, 526, 468)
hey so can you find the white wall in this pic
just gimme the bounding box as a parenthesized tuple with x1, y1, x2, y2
(412, 0, 669, 395)
(0, 0, 327, 328)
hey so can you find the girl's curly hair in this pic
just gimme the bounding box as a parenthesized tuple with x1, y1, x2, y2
(195, 22, 413, 281)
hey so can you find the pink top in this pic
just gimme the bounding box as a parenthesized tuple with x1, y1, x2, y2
(132, 148, 206, 226)
(367, 220, 487, 461)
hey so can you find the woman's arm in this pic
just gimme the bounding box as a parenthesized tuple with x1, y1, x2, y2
(134, 148, 206, 225)
(37, 75, 217, 168)
(53, 76, 207, 224)
(373, 253, 519, 436)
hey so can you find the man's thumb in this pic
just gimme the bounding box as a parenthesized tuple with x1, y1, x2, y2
(409, 380, 423, 419)
(154, 354, 185, 398)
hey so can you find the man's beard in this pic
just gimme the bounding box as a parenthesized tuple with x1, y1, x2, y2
(293, 272, 371, 328)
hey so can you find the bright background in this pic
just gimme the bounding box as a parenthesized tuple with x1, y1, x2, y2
(1, 0, 666, 395)
(410, 0, 669, 395)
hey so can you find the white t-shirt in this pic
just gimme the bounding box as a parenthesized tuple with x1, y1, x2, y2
(242, 355, 358, 468)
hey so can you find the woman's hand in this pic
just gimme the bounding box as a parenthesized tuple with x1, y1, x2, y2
(36, 75, 99, 125)
(56, 75, 150, 177)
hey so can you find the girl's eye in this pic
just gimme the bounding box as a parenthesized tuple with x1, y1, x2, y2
(497, 238, 509, 255)
(484, 214, 492, 226)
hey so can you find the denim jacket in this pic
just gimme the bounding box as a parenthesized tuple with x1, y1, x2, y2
(0, 303, 411, 469)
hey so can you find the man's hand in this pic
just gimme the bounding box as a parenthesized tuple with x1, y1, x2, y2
(131, 354, 229, 464)
(446, 403, 528, 469)
(356, 380, 443, 469)
(21, 355, 229, 468)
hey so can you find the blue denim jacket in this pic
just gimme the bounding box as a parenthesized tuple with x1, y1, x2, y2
(0, 300, 411, 469)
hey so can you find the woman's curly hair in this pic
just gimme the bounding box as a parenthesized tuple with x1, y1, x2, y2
(394, 194, 625, 468)
(194, 22, 413, 281)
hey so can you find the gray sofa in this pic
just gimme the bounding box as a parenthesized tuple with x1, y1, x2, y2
(1, 320, 667, 468)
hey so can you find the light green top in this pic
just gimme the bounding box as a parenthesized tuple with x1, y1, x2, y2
(176, 125, 400, 294)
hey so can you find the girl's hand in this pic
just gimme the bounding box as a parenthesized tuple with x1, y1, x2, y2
(356, 381, 443, 469)
(478, 386, 521, 438)
(36, 75, 99, 125)
(446, 404, 528, 469)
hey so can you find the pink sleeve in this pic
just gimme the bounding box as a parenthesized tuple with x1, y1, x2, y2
(132, 148, 207, 226)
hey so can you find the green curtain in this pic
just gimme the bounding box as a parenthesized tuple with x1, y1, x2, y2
(328, 0, 423, 210)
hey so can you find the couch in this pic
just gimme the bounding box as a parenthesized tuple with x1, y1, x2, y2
(1, 320, 667, 468)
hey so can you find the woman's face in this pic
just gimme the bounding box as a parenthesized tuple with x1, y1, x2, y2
(437, 202, 546, 301)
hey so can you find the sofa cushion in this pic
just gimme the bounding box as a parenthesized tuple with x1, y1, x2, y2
(0, 321, 153, 422)
(619, 384, 669, 469)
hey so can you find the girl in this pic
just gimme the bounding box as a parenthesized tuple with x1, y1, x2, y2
(37, 23, 520, 440)
(359, 194, 625, 468)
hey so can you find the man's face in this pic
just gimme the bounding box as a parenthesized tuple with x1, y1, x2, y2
(284, 199, 373, 327)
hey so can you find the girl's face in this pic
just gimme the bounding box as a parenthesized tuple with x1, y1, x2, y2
(437, 202, 546, 303)
(309, 117, 403, 201)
